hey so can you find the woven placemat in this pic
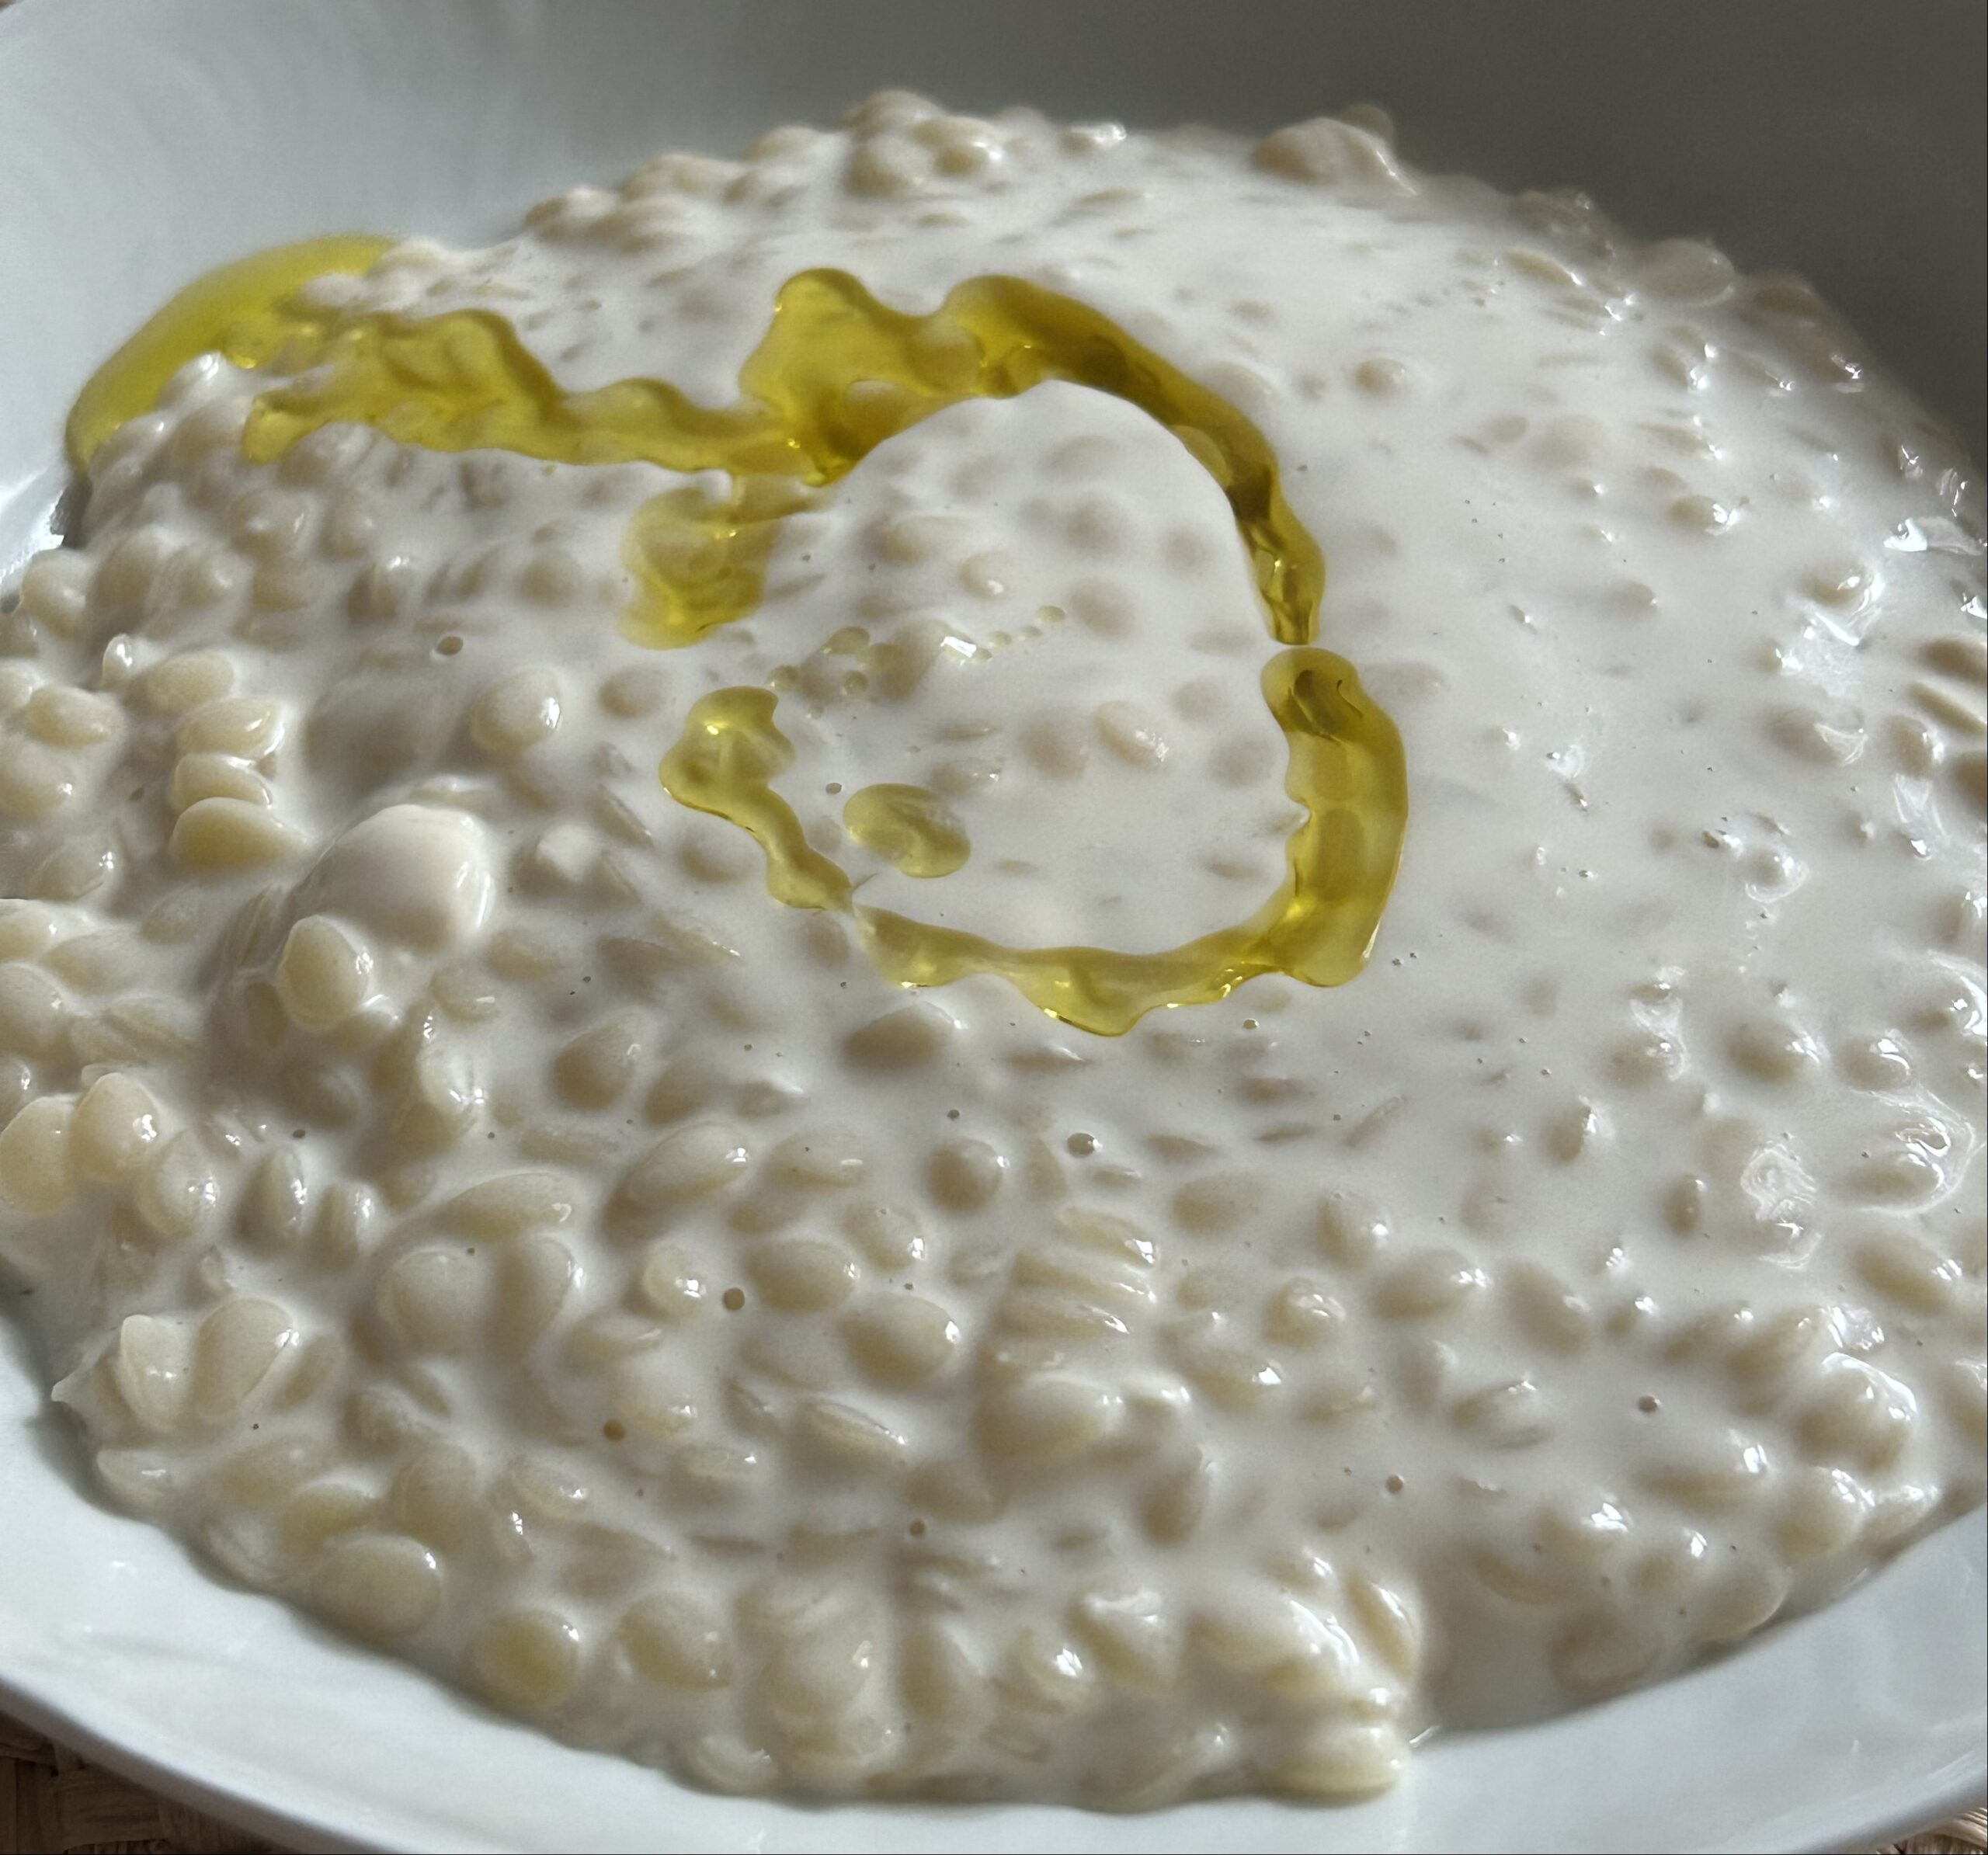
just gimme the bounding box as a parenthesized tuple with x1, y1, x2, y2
(1, 1710, 1982, 1855)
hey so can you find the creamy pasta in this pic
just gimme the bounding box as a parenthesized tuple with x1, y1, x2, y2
(1, 94, 1983, 1803)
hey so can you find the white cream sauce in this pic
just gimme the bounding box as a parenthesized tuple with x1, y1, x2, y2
(1, 95, 1983, 1803)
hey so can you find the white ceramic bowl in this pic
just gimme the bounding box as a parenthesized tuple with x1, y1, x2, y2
(2, 4, 1982, 1849)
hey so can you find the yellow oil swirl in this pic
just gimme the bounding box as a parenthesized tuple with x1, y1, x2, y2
(841, 784, 972, 879)
(69, 239, 1407, 1034)
(65, 236, 396, 470)
(661, 687, 852, 912)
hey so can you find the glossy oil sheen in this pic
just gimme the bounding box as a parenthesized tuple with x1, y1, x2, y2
(839, 783, 972, 879)
(64, 235, 394, 469)
(68, 243, 1406, 1033)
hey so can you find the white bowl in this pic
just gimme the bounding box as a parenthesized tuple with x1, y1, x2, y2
(1, 3, 1982, 1849)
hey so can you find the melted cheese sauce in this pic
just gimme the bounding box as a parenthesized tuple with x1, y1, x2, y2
(2, 95, 1983, 1805)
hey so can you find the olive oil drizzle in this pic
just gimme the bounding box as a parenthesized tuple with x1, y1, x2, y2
(69, 241, 1406, 1033)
